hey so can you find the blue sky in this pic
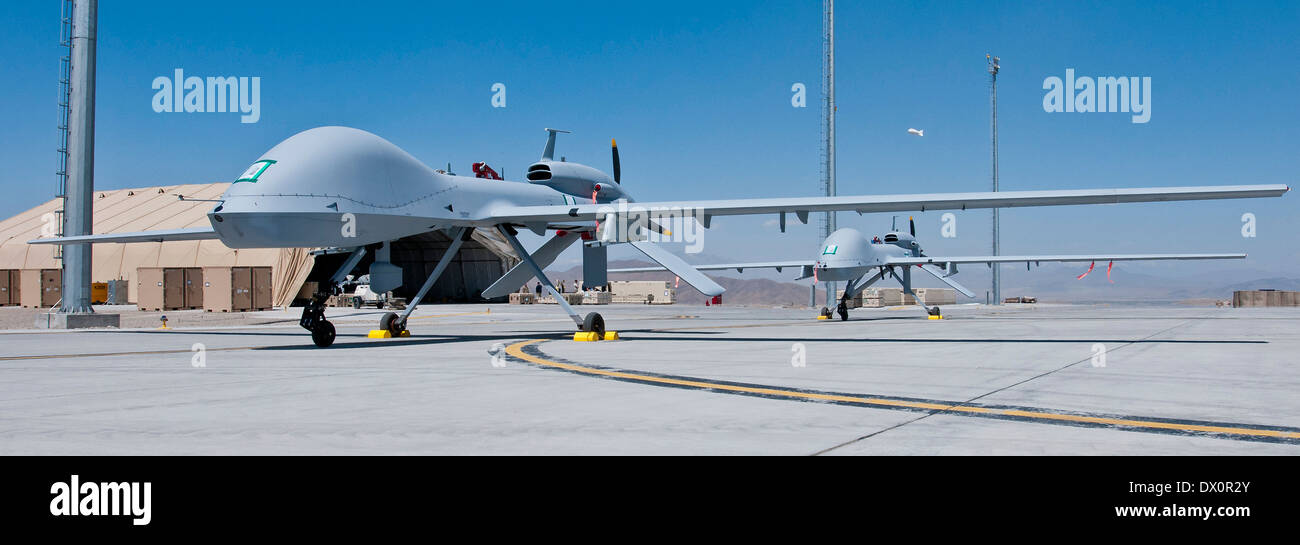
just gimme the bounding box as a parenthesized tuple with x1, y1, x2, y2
(1, 0, 1296, 279)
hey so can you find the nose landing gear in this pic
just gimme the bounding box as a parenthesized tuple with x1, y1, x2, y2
(301, 291, 337, 347)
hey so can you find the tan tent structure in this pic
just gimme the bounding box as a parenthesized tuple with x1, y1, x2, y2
(0, 184, 313, 306)
(0, 184, 519, 307)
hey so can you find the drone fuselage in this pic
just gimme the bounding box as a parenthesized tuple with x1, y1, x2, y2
(813, 227, 917, 282)
(208, 126, 583, 248)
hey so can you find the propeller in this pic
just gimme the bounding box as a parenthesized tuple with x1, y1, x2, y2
(909, 216, 916, 237)
(611, 139, 621, 183)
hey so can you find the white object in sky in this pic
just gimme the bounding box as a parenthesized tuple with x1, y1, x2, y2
(907, 128, 924, 137)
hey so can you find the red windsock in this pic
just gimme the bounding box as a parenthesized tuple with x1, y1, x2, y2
(1077, 261, 1096, 280)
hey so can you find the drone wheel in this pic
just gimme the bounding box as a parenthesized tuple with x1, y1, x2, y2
(582, 312, 605, 337)
(380, 312, 404, 335)
(311, 321, 336, 348)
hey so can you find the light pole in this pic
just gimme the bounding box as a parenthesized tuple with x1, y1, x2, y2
(988, 54, 1000, 306)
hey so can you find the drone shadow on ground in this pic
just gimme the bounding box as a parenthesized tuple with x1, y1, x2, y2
(70, 322, 1266, 350)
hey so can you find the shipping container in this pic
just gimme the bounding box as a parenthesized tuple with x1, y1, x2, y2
(20, 269, 61, 308)
(580, 291, 612, 305)
(915, 288, 957, 305)
(609, 280, 675, 304)
(105, 279, 129, 305)
(1233, 290, 1300, 307)
(137, 267, 203, 311)
(537, 293, 585, 305)
(203, 266, 257, 312)
(835, 290, 864, 309)
(252, 266, 272, 310)
(0, 270, 16, 306)
(184, 268, 204, 309)
(137, 268, 171, 311)
(508, 292, 536, 304)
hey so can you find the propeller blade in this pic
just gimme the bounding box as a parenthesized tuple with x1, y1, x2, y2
(611, 138, 621, 183)
(909, 216, 916, 237)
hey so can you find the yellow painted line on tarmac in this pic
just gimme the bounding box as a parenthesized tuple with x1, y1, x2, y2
(503, 339, 1300, 442)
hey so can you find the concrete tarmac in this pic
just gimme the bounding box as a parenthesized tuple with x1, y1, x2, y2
(0, 303, 1296, 455)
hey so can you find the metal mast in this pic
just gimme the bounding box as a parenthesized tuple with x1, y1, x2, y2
(987, 54, 1000, 306)
(54, 0, 74, 262)
(61, 0, 98, 314)
(820, 0, 836, 306)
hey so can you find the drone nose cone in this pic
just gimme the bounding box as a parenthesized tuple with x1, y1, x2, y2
(211, 126, 442, 248)
(222, 126, 436, 205)
(815, 228, 870, 276)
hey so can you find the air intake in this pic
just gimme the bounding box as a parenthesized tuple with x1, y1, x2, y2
(526, 163, 551, 182)
(884, 234, 899, 243)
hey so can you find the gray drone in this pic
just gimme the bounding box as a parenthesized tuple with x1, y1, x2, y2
(33, 126, 1289, 345)
(614, 216, 1252, 321)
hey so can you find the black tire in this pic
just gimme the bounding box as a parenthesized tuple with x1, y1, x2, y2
(380, 312, 403, 335)
(352, 297, 361, 309)
(928, 306, 941, 316)
(376, 300, 385, 310)
(311, 320, 336, 348)
(819, 306, 832, 318)
(582, 312, 605, 337)
(837, 301, 849, 321)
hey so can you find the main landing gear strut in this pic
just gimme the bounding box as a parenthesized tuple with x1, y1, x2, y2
(497, 225, 607, 338)
(900, 265, 942, 319)
(375, 226, 476, 338)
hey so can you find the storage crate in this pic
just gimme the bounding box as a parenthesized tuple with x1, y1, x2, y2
(0, 270, 17, 306)
(21, 269, 61, 308)
(105, 279, 129, 305)
(136, 267, 203, 310)
(609, 280, 675, 304)
(202, 267, 255, 312)
(91, 282, 108, 304)
(580, 291, 611, 305)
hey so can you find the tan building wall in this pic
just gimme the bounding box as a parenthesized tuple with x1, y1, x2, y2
(0, 184, 314, 307)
